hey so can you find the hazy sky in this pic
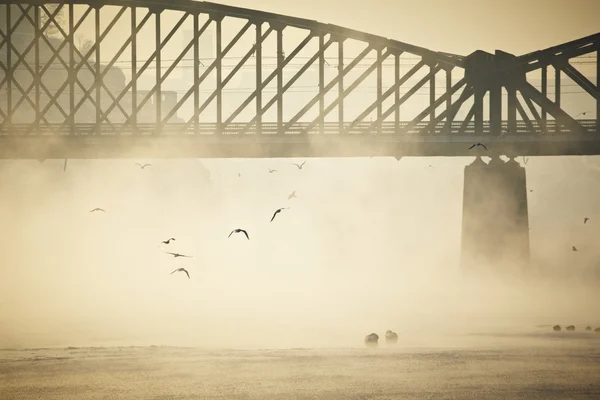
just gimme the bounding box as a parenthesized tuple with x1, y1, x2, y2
(0, 1, 599, 350)
(218, 0, 600, 55)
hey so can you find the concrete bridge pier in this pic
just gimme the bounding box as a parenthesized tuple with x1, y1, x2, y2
(460, 156, 530, 273)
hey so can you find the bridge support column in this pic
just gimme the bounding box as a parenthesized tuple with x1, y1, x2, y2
(461, 156, 530, 273)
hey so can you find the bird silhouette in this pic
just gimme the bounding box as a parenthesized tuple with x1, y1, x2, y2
(576, 111, 590, 118)
(89, 208, 105, 213)
(170, 268, 190, 279)
(288, 190, 297, 200)
(293, 161, 306, 170)
(164, 252, 192, 258)
(269, 169, 277, 173)
(572, 246, 578, 252)
(270, 207, 289, 222)
(228, 229, 250, 240)
(135, 163, 151, 169)
(160, 238, 176, 245)
(468, 142, 488, 150)
(584, 217, 590, 224)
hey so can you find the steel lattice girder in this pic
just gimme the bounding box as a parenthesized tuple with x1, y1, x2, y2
(0, 0, 597, 139)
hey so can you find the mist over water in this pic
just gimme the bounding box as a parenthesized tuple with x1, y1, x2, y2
(1, 155, 600, 350)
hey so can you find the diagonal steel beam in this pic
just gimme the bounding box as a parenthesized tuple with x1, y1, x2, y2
(519, 90, 544, 132)
(400, 77, 467, 134)
(519, 81, 587, 135)
(222, 32, 314, 128)
(283, 45, 373, 135)
(458, 104, 475, 135)
(34, 5, 126, 129)
(558, 62, 598, 100)
(514, 96, 536, 135)
(344, 58, 426, 135)
(117, 12, 203, 130)
(135, 18, 252, 131)
(292, 48, 393, 134)
(362, 64, 443, 135)
(87, 11, 153, 125)
(424, 84, 475, 133)
(167, 25, 273, 126)
(123, 12, 190, 124)
(238, 36, 336, 134)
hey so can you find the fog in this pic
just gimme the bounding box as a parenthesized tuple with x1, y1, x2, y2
(1, 153, 599, 350)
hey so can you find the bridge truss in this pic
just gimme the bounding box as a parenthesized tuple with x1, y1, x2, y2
(0, 1, 598, 158)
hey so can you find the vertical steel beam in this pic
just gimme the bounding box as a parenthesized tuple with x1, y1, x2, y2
(95, 6, 101, 134)
(131, 7, 137, 134)
(215, 16, 222, 133)
(277, 27, 284, 134)
(394, 52, 400, 133)
(507, 84, 517, 133)
(555, 67, 560, 133)
(34, 6, 40, 133)
(489, 83, 501, 137)
(474, 88, 484, 134)
(429, 63, 435, 134)
(255, 22, 262, 134)
(541, 65, 547, 133)
(319, 33, 324, 135)
(445, 69, 452, 117)
(155, 10, 161, 135)
(597, 49, 599, 134)
(6, 5, 11, 127)
(193, 12, 199, 134)
(69, 3, 75, 134)
(376, 47, 382, 135)
(338, 39, 343, 134)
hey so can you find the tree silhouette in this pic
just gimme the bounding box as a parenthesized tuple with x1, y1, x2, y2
(39, 4, 64, 38)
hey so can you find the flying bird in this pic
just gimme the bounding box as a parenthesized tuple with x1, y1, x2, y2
(164, 252, 192, 258)
(293, 161, 306, 170)
(468, 142, 488, 150)
(584, 218, 590, 224)
(170, 268, 190, 279)
(576, 111, 590, 118)
(136, 163, 151, 169)
(89, 208, 105, 213)
(269, 169, 277, 173)
(228, 229, 249, 240)
(160, 238, 176, 245)
(270, 207, 289, 222)
(572, 246, 578, 252)
(288, 190, 297, 200)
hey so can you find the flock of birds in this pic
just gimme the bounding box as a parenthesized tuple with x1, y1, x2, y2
(88, 160, 308, 279)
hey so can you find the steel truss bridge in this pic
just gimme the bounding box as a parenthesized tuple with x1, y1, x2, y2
(0, 0, 598, 159)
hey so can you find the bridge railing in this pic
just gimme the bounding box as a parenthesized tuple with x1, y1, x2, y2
(0, 120, 597, 137)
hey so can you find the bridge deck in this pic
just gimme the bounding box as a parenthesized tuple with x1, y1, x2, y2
(0, 121, 598, 159)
